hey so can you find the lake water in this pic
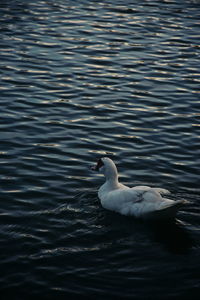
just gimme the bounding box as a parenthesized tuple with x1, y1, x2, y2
(0, 0, 200, 299)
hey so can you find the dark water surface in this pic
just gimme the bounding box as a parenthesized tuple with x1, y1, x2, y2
(0, 0, 200, 299)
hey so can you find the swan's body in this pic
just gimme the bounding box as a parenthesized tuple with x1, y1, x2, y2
(92, 157, 186, 219)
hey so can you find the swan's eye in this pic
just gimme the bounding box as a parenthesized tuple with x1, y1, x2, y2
(96, 158, 104, 171)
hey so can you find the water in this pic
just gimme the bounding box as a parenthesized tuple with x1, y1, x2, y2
(0, 0, 200, 298)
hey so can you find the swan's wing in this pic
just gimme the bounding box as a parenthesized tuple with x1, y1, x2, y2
(152, 188, 170, 195)
(100, 188, 143, 211)
(131, 186, 170, 195)
(119, 189, 173, 217)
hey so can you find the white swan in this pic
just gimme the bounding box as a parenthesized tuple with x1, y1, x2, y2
(91, 157, 187, 219)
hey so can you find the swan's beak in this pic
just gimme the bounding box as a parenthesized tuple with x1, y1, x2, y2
(90, 165, 97, 171)
(90, 158, 103, 171)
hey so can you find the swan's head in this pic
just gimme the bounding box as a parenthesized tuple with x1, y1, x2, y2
(91, 157, 118, 181)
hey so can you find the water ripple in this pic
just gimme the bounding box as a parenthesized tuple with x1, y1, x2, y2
(0, 0, 200, 298)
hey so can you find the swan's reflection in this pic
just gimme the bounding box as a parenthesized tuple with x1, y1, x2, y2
(149, 219, 193, 254)
(100, 210, 193, 255)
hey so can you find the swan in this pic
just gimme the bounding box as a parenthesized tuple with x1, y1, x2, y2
(91, 157, 187, 219)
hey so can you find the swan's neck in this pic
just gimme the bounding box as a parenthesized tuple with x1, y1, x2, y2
(104, 164, 119, 187)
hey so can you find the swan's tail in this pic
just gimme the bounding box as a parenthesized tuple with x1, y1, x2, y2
(145, 200, 188, 220)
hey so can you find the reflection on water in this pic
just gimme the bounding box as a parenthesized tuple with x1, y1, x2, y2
(149, 220, 194, 254)
(0, 0, 200, 298)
